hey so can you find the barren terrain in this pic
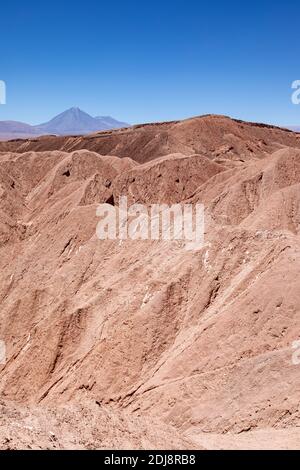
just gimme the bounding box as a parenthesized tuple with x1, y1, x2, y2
(0, 115, 299, 449)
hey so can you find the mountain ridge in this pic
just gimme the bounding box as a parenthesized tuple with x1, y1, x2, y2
(1, 114, 300, 163)
(0, 107, 129, 139)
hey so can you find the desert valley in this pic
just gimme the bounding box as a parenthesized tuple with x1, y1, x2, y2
(0, 114, 299, 449)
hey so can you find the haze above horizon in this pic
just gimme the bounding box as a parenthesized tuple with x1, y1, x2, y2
(1, 0, 300, 126)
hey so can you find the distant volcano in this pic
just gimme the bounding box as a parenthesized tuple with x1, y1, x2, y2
(0, 107, 129, 140)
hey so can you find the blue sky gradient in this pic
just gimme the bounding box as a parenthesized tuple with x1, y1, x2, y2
(1, 0, 300, 125)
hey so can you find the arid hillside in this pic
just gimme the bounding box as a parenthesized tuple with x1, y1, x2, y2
(0, 115, 299, 449)
(1, 114, 300, 163)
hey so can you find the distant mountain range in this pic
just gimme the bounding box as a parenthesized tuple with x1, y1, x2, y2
(0, 107, 129, 140)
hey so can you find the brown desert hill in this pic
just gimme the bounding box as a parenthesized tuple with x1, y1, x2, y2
(1, 114, 300, 164)
(112, 153, 226, 205)
(0, 115, 300, 449)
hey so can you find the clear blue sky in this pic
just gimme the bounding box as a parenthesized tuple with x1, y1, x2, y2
(1, 0, 300, 126)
